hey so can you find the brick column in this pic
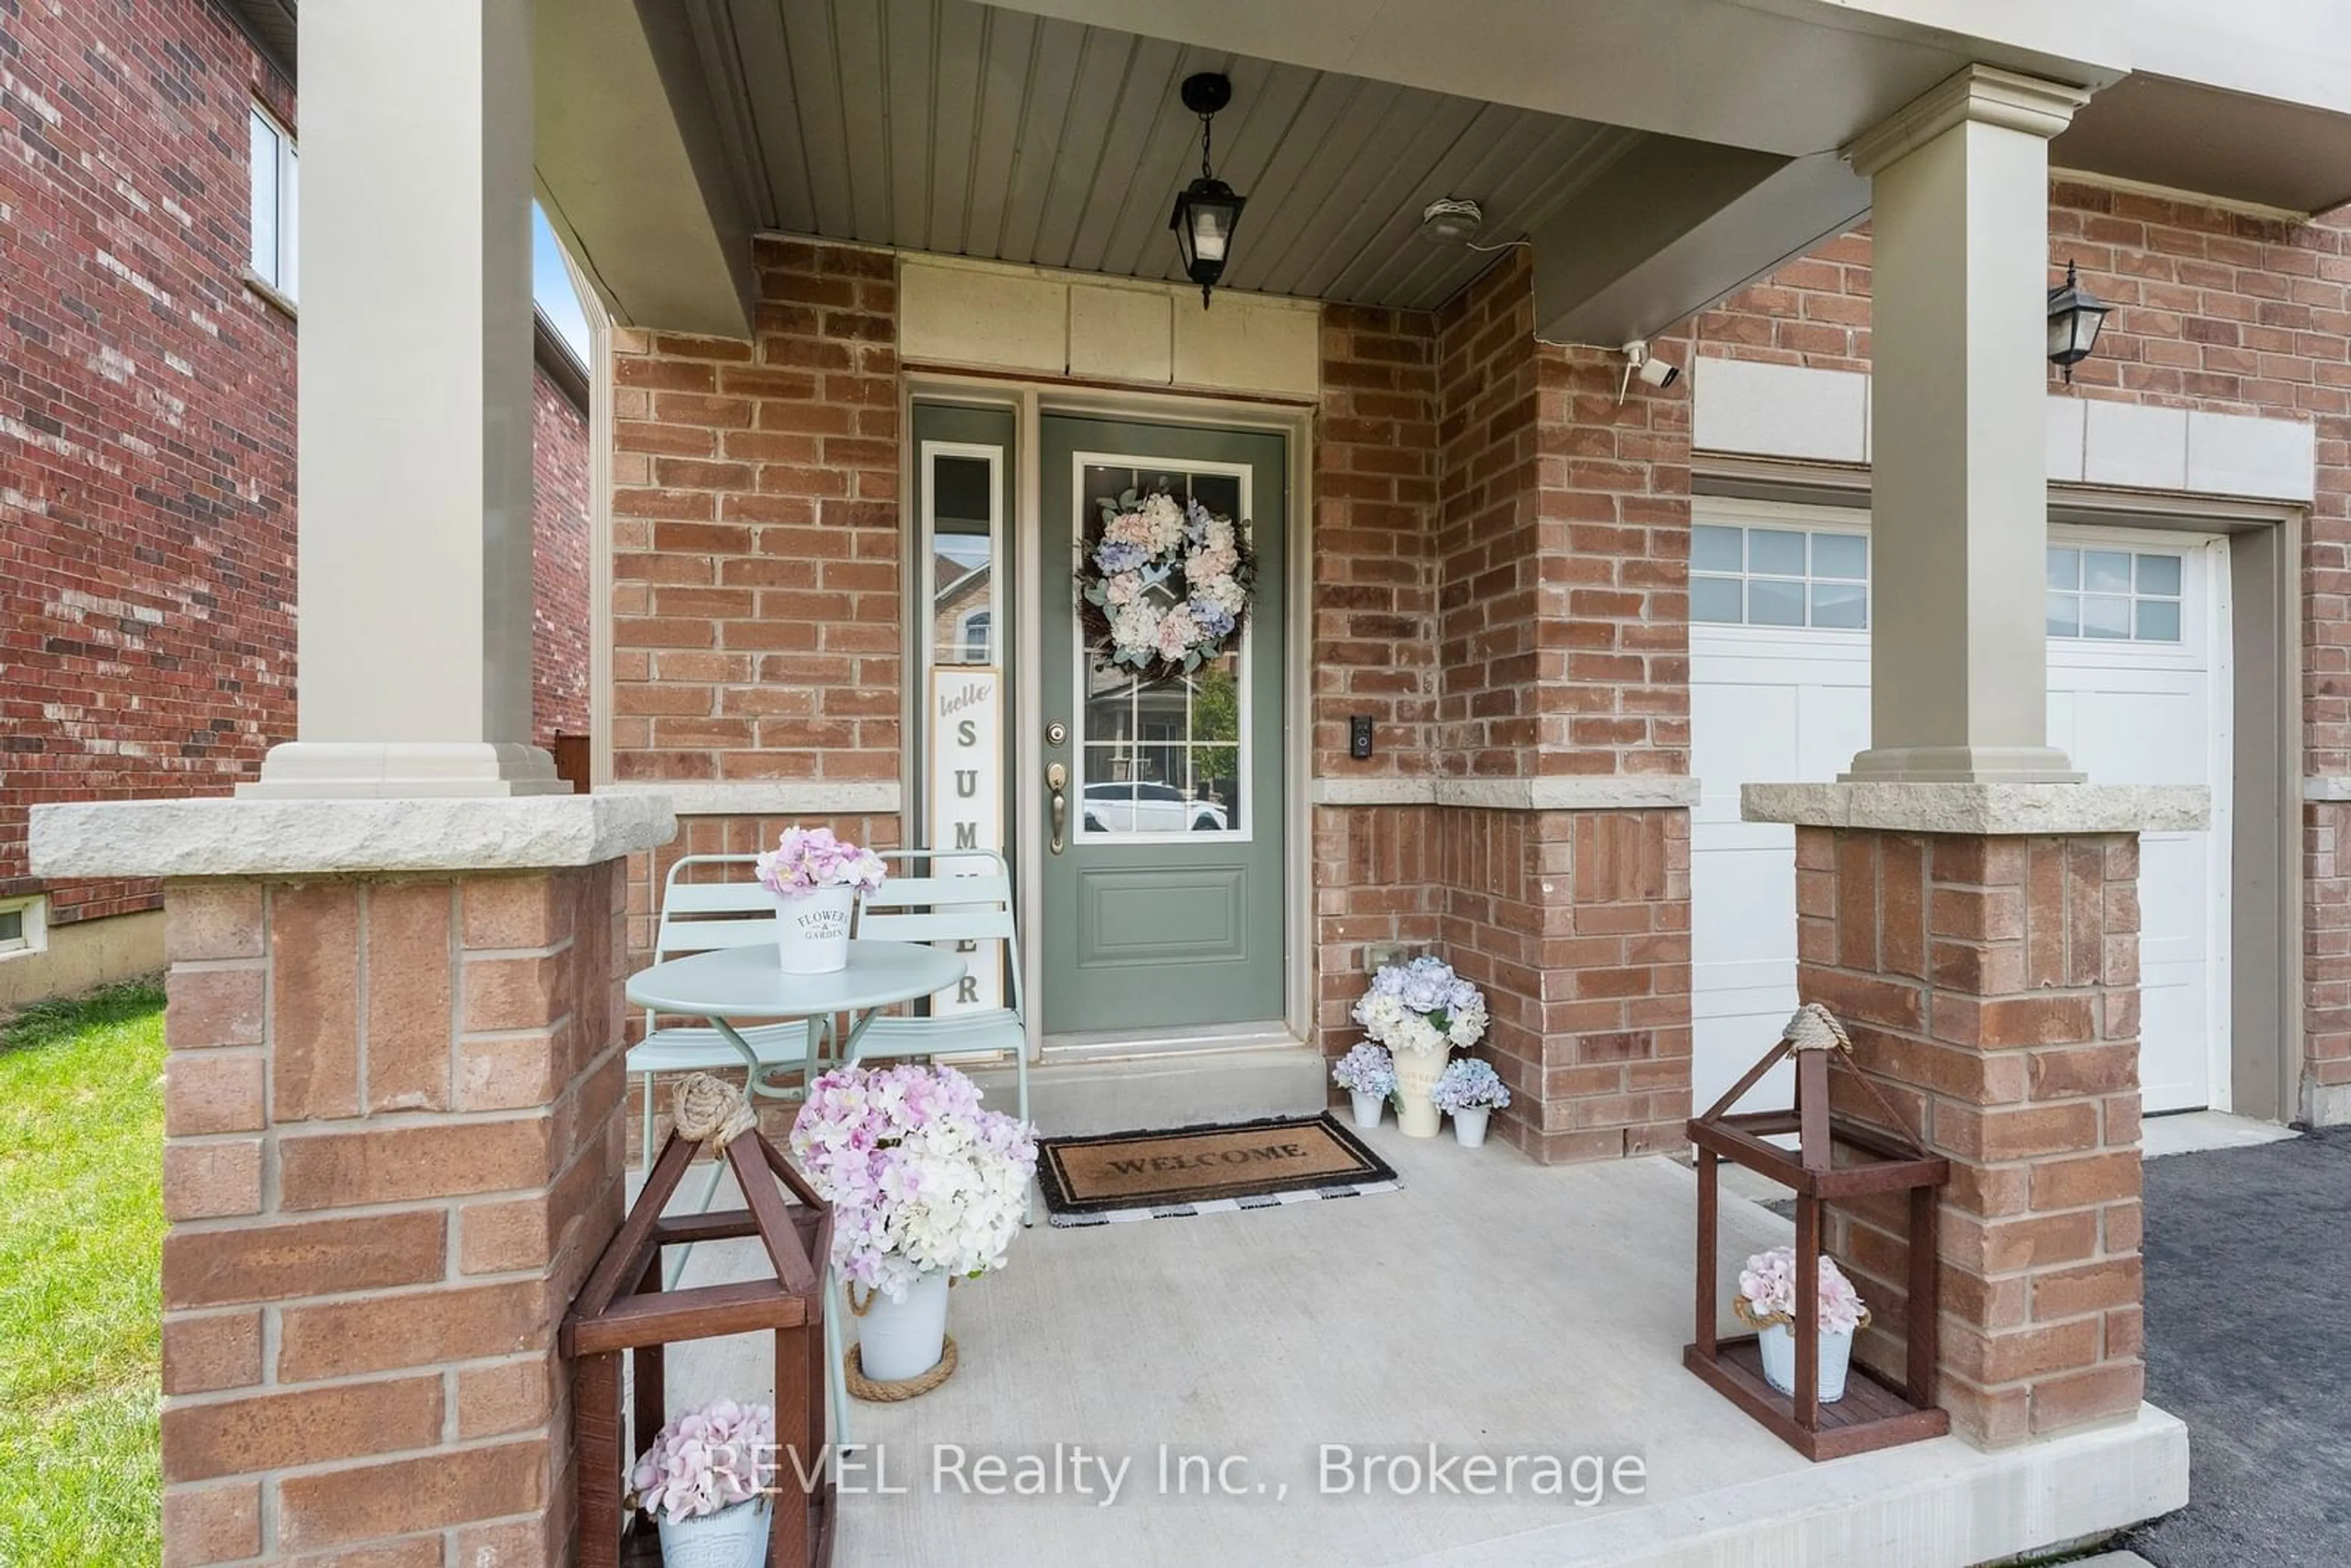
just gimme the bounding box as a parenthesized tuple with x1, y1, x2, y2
(157, 861, 630, 1561)
(1792, 824, 2147, 1444)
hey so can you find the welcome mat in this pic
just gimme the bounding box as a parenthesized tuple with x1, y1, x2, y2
(1036, 1113, 1400, 1227)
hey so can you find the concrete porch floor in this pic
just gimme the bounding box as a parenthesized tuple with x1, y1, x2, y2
(640, 1127, 2187, 1568)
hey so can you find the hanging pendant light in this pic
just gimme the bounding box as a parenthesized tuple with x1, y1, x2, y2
(2046, 260, 2112, 382)
(1169, 72, 1246, 308)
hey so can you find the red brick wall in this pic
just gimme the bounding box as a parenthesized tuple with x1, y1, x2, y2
(1700, 179, 2351, 1116)
(0, 0, 298, 924)
(531, 367, 591, 746)
(607, 238, 900, 789)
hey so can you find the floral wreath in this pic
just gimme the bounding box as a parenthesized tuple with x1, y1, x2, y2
(1077, 486, 1255, 678)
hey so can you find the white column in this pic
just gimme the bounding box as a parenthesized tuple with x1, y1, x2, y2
(1839, 67, 2090, 785)
(244, 0, 563, 798)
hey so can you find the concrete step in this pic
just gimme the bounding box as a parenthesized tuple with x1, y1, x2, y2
(964, 1041, 1328, 1135)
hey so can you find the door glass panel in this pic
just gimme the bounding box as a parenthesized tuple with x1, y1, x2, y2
(1075, 456, 1248, 839)
(928, 449, 1000, 667)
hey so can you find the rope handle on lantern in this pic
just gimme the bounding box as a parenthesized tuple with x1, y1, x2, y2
(669, 1071, 759, 1149)
(1781, 1001, 1851, 1053)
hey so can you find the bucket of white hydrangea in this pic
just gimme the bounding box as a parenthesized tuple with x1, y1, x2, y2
(1352, 956, 1487, 1137)
(1734, 1245, 1872, 1403)
(754, 825, 887, 975)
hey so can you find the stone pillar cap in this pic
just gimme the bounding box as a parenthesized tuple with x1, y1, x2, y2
(1741, 781, 2209, 835)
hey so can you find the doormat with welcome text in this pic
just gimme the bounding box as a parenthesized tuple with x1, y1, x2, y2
(1035, 1113, 1400, 1227)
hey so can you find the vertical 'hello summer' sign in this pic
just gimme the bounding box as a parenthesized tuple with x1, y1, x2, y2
(927, 666, 1005, 1014)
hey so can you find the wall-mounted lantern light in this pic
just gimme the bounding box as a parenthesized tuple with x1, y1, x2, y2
(1169, 72, 1245, 308)
(2046, 260, 2111, 382)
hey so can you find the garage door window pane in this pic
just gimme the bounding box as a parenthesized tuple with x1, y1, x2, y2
(2135, 553, 2181, 596)
(1811, 533, 1866, 580)
(1749, 529, 1806, 577)
(1810, 582, 1865, 628)
(1692, 576, 1742, 624)
(1693, 525, 1742, 572)
(2082, 595, 2131, 639)
(2135, 599, 2181, 641)
(1749, 578, 1805, 626)
(2084, 550, 2133, 595)
(2047, 547, 2079, 590)
(2046, 592, 2079, 637)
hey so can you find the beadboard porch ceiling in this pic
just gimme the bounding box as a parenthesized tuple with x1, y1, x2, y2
(675, 0, 1657, 313)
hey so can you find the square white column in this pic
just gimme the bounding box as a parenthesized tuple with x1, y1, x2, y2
(244, 0, 563, 798)
(1840, 67, 2091, 785)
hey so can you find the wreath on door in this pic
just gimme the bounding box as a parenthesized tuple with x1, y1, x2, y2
(1076, 486, 1256, 679)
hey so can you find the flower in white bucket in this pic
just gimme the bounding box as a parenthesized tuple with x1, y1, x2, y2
(756, 827, 887, 974)
(1430, 1057, 1510, 1148)
(754, 826, 887, 900)
(1331, 1043, 1397, 1130)
(1354, 956, 1487, 1138)
(628, 1397, 775, 1562)
(789, 1062, 1038, 1304)
(1734, 1245, 1872, 1403)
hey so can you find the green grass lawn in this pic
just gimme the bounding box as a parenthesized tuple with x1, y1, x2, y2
(0, 981, 165, 1565)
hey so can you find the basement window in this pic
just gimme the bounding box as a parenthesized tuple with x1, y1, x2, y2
(0, 897, 44, 958)
(248, 104, 299, 301)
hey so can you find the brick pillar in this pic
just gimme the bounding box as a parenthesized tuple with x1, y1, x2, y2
(1794, 826, 2144, 1445)
(159, 861, 629, 1562)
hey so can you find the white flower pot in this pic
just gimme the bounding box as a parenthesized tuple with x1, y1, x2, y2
(1757, 1320, 1857, 1403)
(1452, 1106, 1491, 1147)
(1390, 1047, 1451, 1138)
(655, 1498, 772, 1568)
(858, 1268, 950, 1381)
(1348, 1090, 1385, 1128)
(774, 886, 854, 973)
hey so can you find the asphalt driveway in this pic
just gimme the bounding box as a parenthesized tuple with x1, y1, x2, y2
(2120, 1125, 2351, 1566)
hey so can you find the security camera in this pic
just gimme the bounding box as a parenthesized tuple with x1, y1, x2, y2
(1617, 340, 1681, 402)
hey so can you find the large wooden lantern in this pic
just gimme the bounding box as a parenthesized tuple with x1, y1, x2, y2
(566, 1077, 836, 1566)
(1685, 1003, 1951, 1459)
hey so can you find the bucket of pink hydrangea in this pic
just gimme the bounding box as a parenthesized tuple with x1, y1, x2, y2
(1352, 957, 1488, 1138)
(1430, 1058, 1511, 1147)
(626, 1397, 774, 1567)
(789, 1062, 1038, 1389)
(754, 826, 887, 974)
(1735, 1245, 1872, 1403)
(1330, 1043, 1397, 1128)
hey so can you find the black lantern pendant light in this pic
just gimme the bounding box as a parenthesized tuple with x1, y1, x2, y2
(2047, 260, 2112, 382)
(1170, 72, 1245, 307)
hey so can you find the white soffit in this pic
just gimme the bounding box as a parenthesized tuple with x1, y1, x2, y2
(1693, 358, 2314, 503)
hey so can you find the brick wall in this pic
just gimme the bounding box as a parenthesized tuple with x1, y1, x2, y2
(159, 863, 629, 1558)
(1699, 179, 2351, 1116)
(0, 0, 298, 925)
(607, 237, 900, 790)
(531, 366, 591, 746)
(1794, 827, 2145, 1443)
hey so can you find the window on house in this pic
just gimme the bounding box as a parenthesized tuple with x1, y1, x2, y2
(2046, 547, 2183, 642)
(249, 105, 299, 299)
(0, 898, 43, 957)
(1690, 523, 1869, 629)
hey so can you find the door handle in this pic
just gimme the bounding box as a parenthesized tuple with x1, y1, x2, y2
(1047, 762, 1068, 855)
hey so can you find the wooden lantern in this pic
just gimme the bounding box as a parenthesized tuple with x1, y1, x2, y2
(564, 1078, 836, 1567)
(1684, 1002, 1951, 1460)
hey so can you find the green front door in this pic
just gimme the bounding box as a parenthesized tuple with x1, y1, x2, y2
(1038, 415, 1287, 1037)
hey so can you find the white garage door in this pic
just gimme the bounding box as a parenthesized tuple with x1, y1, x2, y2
(1689, 499, 2232, 1117)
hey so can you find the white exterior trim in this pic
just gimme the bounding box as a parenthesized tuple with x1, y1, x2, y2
(1695, 356, 2316, 503)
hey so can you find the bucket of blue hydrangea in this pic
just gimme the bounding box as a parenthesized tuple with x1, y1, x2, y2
(1431, 1058, 1511, 1149)
(1351, 957, 1491, 1140)
(1330, 1043, 1395, 1129)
